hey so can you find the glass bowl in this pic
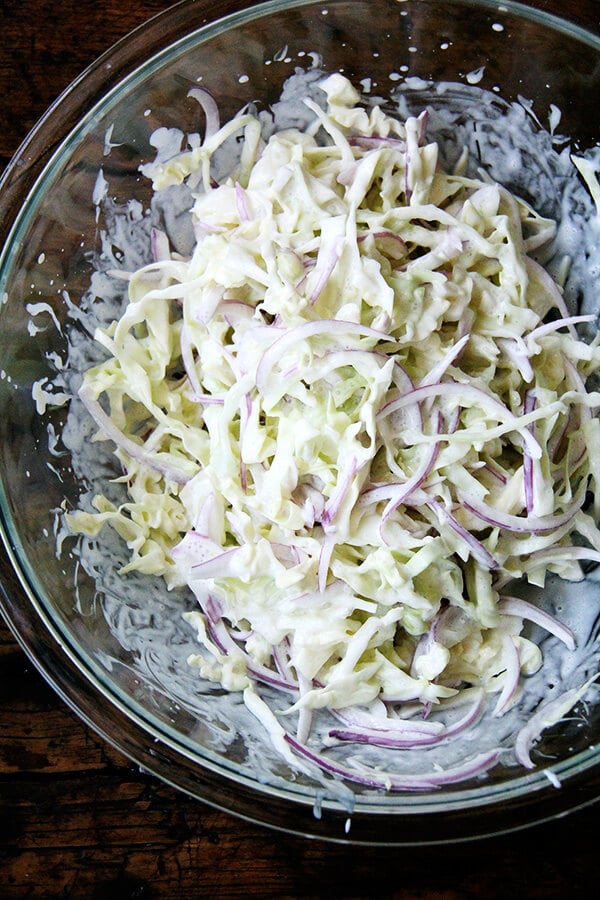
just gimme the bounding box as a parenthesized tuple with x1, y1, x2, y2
(1, 0, 600, 844)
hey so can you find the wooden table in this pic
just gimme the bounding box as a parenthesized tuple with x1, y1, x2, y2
(1, 1, 599, 895)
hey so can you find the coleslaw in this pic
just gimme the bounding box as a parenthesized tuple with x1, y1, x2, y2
(65, 73, 600, 789)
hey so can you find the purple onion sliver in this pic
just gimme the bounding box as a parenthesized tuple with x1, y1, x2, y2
(428, 498, 497, 570)
(526, 257, 577, 334)
(207, 616, 299, 693)
(150, 227, 171, 262)
(327, 727, 443, 749)
(78, 384, 192, 485)
(187, 85, 220, 141)
(255, 319, 390, 395)
(461, 482, 586, 535)
(284, 734, 501, 791)
(331, 706, 443, 735)
(526, 314, 596, 346)
(191, 546, 243, 578)
(492, 635, 521, 717)
(514, 679, 598, 769)
(499, 595, 576, 651)
(322, 457, 360, 526)
(418, 334, 470, 388)
(235, 181, 251, 222)
(309, 236, 344, 306)
(247, 662, 299, 693)
(329, 693, 485, 749)
(348, 134, 407, 150)
(378, 380, 542, 460)
(381, 417, 442, 521)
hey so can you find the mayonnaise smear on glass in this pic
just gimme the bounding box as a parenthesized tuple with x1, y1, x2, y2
(57, 72, 600, 792)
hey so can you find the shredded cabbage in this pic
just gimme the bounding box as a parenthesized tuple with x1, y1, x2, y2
(68, 74, 600, 787)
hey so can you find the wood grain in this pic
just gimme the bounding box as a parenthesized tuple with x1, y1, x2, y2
(1, 1, 600, 896)
(2, 608, 600, 899)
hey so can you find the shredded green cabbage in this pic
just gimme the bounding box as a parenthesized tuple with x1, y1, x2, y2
(68, 74, 600, 777)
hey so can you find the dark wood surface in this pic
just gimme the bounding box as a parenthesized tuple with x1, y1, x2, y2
(2, 1, 600, 896)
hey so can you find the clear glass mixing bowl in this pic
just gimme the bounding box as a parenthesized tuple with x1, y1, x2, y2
(1, 0, 600, 843)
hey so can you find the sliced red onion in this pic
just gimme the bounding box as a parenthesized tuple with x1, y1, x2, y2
(296, 671, 314, 744)
(380, 446, 440, 520)
(481, 460, 508, 486)
(380, 413, 442, 523)
(271, 542, 303, 568)
(196, 596, 300, 694)
(526, 257, 575, 331)
(358, 482, 406, 507)
(492, 634, 521, 717)
(293, 480, 326, 528)
(78, 384, 192, 485)
(190, 545, 243, 578)
(372, 230, 407, 251)
(357, 230, 408, 261)
(327, 725, 445, 749)
(410, 605, 443, 678)
(221, 298, 256, 327)
(272, 638, 293, 680)
(329, 692, 485, 749)
(205, 617, 229, 655)
(331, 705, 444, 736)
(206, 617, 299, 694)
(235, 181, 251, 222)
(348, 134, 407, 151)
(193, 220, 226, 237)
(427, 498, 497, 569)
(460, 481, 586, 535)
(187, 85, 220, 142)
(318, 532, 336, 593)
(308, 235, 344, 305)
(179, 325, 224, 405)
(514, 677, 597, 768)
(522, 544, 600, 570)
(419, 334, 470, 388)
(240, 459, 248, 493)
(498, 336, 534, 384)
(499, 595, 576, 651)
(246, 660, 299, 694)
(526, 314, 596, 347)
(416, 109, 429, 146)
(255, 319, 390, 395)
(322, 456, 361, 526)
(284, 734, 500, 791)
(391, 360, 415, 394)
(435, 691, 486, 739)
(283, 347, 389, 389)
(203, 592, 225, 626)
(171, 530, 223, 567)
(378, 380, 542, 460)
(150, 227, 171, 262)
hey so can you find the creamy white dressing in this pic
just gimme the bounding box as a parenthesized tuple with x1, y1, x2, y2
(39, 66, 600, 803)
